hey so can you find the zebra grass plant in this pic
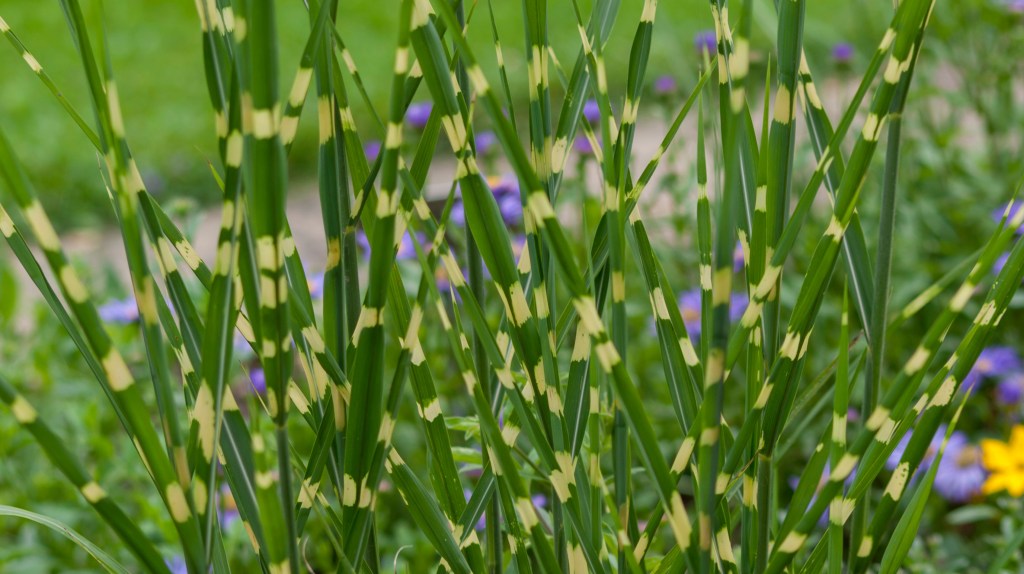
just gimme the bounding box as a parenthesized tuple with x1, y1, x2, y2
(0, 0, 1020, 572)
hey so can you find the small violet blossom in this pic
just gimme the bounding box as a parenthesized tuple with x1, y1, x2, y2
(573, 135, 594, 155)
(475, 130, 498, 155)
(887, 424, 946, 471)
(249, 367, 267, 395)
(364, 140, 381, 162)
(963, 346, 1021, 392)
(406, 102, 433, 129)
(166, 557, 188, 574)
(997, 373, 1024, 405)
(991, 201, 1024, 234)
(677, 288, 747, 339)
(355, 229, 426, 260)
(694, 30, 716, 56)
(99, 298, 140, 324)
(653, 74, 677, 95)
(832, 42, 854, 65)
(308, 271, 325, 300)
(582, 99, 600, 124)
(933, 431, 987, 503)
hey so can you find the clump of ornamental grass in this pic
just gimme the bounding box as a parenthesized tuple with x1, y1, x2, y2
(0, 0, 1021, 573)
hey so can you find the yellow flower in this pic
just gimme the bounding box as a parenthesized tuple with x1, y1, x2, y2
(981, 425, 1024, 497)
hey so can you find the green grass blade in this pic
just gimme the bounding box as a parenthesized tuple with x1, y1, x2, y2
(0, 505, 132, 574)
(0, 377, 169, 574)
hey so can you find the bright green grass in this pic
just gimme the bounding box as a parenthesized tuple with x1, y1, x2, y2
(1, 0, 1022, 572)
(0, 0, 885, 227)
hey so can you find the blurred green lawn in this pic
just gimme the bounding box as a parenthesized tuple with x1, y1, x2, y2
(0, 0, 886, 227)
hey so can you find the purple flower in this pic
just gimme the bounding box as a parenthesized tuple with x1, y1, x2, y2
(994, 252, 1010, 276)
(451, 202, 466, 227)
(355, 229, 424, 260)
(355, 229, 371, 252)
(498, 195, 522, 225)
(933, 432, 986, 503)
(694, 30, 716, 56)
(677, 288, 747, 339)
(997, 373, 1024, 404)
(963, 346, 1021, 391)
(233, 332, 253, 357)
(733, 241, 745, 272)
(364, 140, 381, 162)
(308, 271, 325, 300)
(99, 298, 139, 324)
(730, 293, 748, 322)
(249, 367, 266, 395)
(992, 201, 1024, 234)
(887, 424, 946, 471)
(488, 174, 519, 198)
(573, 135, 593, 155)
(678, 290, 703, 335)
(1008, 0, 1024, 13)
(654, 74, 677, 95)
(166, 557, 188, 574)
(406, 102, 433, 129)
(583, 99, 600, 124)
(435, 265, 456, 297)
(396, 232, 428, 260)
(490, 175, 522, 224)
(475, 131, 498, 155)
(832, 42, 854, 64)
(511, 235, 527, 261)
(453, 175, 522, 226)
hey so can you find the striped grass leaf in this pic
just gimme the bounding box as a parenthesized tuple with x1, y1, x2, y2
(561, 0, 640, 568)
(418, 0, 555, 421)
(722, 0, 921, 371)
(877, 401, 969, 574)
(443, 284, 564, 573)
(742, 58, 772, 574)
(56, 2, 215, 567)
(302, 0, 354, 380)
(408, 16, 570, 545)
(548, 0, 620, 195)
(721, 0, 933, 477)
(337, 174, 486, 568)
(695, 0, 766, 567)
(766, 198, 1024, 573)
(697, 89, 714, 367)
(852, 27, 924, 560)
(828, 288, 851, 574)
(398, 185, 607, 570)
(5, 1, 348, 565)
(334, 0, 414, 568)
(4, 6, 271, 549)
(0, 124, 206, 573)
(233, 0, 300, 571)
(4, 0, 1021, 571)
(762, 0, 805, 362)
(793, 49, 876, 344)
(384, 448, 474, 574)
(556, 57, 717, 368)
(426, 0, 701, 556)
